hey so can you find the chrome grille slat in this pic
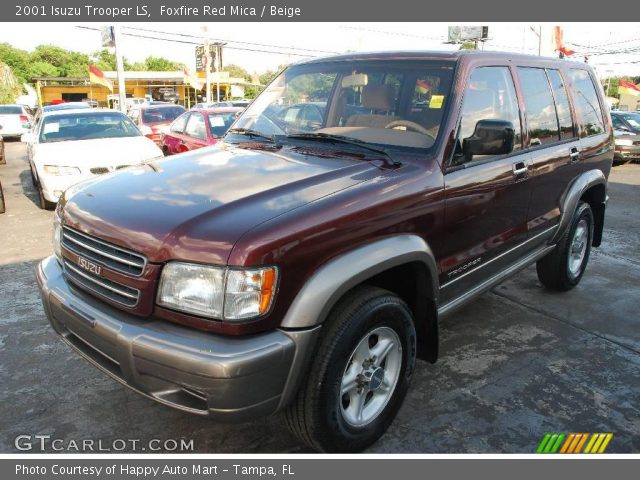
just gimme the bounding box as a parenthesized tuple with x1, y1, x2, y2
(64, 260, 140, 307)
(62, 226, 146, 276)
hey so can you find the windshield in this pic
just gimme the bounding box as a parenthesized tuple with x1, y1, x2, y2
(0, 106, 22, 114)
(232, 60, 454, 149)
(142, 106, 185, 124)
(621, 112, 640, 128)
(39, 112, 141, 143)
(208, 112, 238, 137)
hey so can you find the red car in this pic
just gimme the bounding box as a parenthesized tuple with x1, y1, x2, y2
(128, 104, 186, 146)
(161, 107, 242, 155)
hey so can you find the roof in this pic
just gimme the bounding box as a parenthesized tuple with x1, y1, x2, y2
(192, 107, 244, 114)
(296, 50, 590, 67)
(42, 108, 125, 118)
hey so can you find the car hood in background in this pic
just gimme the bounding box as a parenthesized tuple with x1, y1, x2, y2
(33, 136, 162, 168)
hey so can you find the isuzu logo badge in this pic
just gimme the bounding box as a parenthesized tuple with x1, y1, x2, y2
(78, 257, 102, 276)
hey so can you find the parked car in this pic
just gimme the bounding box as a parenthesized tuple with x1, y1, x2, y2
(192, 100, 250, 110)
(31, 102, 93, 134)
(161, 107, 243, 155)
(0, 104, 32, 139)
(37, 51, 612, 452)
(22, 109, 162, 210)
(611, 111, 640, 135)
(125, 97, 146, 113)
(613, 130, 640, 164)
(127, 104, 186, 145)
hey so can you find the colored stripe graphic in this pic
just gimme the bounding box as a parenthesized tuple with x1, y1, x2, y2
(538, 433, 613, 454)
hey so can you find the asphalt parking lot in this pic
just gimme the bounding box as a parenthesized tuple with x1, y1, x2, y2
(1, 139, 639, 453)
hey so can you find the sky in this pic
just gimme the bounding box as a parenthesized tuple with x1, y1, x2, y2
(0, 22, 639, 77)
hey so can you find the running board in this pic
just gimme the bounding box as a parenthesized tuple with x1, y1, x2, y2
(437, 244, 555, 318)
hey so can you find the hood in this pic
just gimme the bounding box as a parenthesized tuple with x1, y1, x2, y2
(34, 136, 162, 168)
(61, 143, 384, 265)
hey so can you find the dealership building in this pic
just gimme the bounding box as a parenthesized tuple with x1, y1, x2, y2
(32, 70, 260, 108)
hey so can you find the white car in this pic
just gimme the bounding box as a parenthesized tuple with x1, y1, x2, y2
(0, 104, 31, 138)
(22, 109, 163, 210)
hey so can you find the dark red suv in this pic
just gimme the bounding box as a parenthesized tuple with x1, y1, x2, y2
(38, 51, 612, 452)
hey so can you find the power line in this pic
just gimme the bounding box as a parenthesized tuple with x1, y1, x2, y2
(124, 26, 339, 55)
(76, 26, 319, 58)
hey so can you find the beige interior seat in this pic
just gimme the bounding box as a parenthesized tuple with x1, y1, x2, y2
(345, 84, 400, 128)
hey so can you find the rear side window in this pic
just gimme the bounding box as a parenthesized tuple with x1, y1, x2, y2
(455, 66, 522, 164)
(518, 67, 560, 146)
(547, 69, 575, 139)
(569, 69, 605, 137)
(170, 113, 189, 134)
(0, 106, 22, 114)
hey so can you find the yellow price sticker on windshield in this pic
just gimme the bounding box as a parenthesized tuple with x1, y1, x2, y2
(429, 95, 444, 109)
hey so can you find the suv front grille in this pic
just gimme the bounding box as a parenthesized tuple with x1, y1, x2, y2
(62, 226, 146, 276)
(64, 260, 140, 307)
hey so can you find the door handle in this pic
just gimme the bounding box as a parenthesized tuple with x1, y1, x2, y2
(569, 147, 580, 162)
(512, 161, 528, 176)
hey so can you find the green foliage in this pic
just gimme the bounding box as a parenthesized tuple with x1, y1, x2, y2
(223, 64, 251, 81)
(0, 43, 30, 84)
(143, 56, 181, 71)
(0, 62, 21, 103)
(259, 64, 288, 86)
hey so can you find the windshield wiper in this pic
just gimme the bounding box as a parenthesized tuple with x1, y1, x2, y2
(285, 132, 401, 166)
(227, 128, 281, 147)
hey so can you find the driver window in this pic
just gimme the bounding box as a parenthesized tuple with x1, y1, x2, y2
(454, 66, 522, 165)
(184, 113, 206, 141)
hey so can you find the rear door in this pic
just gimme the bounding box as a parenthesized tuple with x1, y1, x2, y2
(517, 66, 581, 238)
(164, 112, 190, 153)
(440, 65, 532, 304)
(567, 68, 612, 177)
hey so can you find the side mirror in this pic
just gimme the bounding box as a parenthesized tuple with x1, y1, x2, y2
(463, 119, 515, 158)
(21, 132, 35, 143)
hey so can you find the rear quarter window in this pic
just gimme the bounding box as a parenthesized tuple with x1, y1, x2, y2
(569, 69, 605, 137)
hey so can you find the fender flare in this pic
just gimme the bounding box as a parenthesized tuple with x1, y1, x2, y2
(280, 234, 439, 329)
(550, 169, 607, 245)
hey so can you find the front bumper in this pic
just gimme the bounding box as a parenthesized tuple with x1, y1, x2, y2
(615, 145, 640, 161)
(37, 256, 319, 421)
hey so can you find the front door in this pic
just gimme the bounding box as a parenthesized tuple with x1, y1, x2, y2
(439, 65, 532, 305)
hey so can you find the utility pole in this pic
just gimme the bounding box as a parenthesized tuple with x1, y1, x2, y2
(204, 39, 211, 103)
(113, 26, 127, 113)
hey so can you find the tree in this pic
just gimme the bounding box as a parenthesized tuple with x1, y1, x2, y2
(143, 56, 181, 71)
(91, 49, 117, 71)
(0, 43, 30, 84)
(259, 64, 288, 86)
(223, 64, 251, 81)
(0, 62, 21, 104)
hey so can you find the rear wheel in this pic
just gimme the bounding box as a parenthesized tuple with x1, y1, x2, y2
(284, 286, 416, 452)
(536, 201, 594, 291)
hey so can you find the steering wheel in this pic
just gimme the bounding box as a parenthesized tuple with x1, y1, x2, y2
(385, 120, 434, 139)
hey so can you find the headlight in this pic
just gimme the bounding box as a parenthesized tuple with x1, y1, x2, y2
(52, 214, 62, 262)
(43, 165, 81, 176)
(157, 262, 277, 321)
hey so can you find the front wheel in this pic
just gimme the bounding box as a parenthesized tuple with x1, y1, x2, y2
(37, 185, 56, 210)
(284, 286, 416, 452)
(536, 201, 594, 291)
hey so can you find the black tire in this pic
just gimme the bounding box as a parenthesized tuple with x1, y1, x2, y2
(38, 185, 56, 210)
(0, 183, 5, 214)
(284, 286, 416, 452)
(30, 164, 37, 187)
(536, 201, 594, 291)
